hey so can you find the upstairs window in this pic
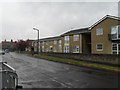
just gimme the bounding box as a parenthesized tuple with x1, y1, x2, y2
(64, 36, 69, 41)
(118, 26, 120, 38)
(64, 36, 69, 44)
(42, 42, 44, 46)
(111, 26, 117, 34)
(73, 35, 79, 41)
(54, 40, 57, 45)
(96, 28, 103, 35)
(46, 41, 49, 45)
(59, 40, 62, 45)
(111, 26, 120, 39)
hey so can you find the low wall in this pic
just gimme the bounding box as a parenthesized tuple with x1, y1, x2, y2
(39, 52, 120, 65)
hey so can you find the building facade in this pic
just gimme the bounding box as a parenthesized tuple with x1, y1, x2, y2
(90, 15, 120, 54)
(40, 36, 61, 53)
(61, 28, 91, 54)
(32, 15, 120, 55)
(1, 40, 17, 51)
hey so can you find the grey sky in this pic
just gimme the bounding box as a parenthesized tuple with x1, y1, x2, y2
(1, 0, 119, 41)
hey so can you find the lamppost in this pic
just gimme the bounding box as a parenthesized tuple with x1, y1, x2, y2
(33, 28, 40, 54)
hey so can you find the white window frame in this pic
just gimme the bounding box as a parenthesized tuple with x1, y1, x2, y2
(112, 43, 120, 54)
(53, 47, 57, 52)
(58, 45, 62, 52)
(59, 40, 62, 45)
(32, 42, 34, 46)
(42, 42, 44, 46)
(42, 46, 44, 52)
(73, 45, 79, 53)
(46, 41, 48, 45)
(73, 35, 79, 41)
(64, 46, 69, 53)
(96, 43, 103, 51)
(96, 28, 103, 35)
(46, 48, 48, 52)
(64, 36, 69, 44)
(111, 25, 120, 39)
(54, 40, 57, 45)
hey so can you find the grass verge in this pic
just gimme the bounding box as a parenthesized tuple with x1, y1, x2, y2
(28, 54, 120, 72)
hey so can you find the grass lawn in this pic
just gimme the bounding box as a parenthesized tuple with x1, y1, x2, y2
(27, 54, 120, 72)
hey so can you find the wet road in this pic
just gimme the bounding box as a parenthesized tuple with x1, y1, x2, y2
(2, 52, 119, 88)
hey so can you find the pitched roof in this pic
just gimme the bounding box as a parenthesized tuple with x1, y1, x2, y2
(61, 27, 90, 36)
(40, 36, 61, 41)
(89, 15, 120, 30)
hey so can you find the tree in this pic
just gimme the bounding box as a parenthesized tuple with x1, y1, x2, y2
(16, 40, 29, 51)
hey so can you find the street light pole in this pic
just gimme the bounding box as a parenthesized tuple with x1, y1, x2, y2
(33, 28, 40, 54)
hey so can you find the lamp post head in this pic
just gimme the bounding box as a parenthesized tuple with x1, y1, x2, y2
(33, 28, 39, 31)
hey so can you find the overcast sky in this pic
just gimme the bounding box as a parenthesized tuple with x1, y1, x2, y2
(0, 0, 119, 41)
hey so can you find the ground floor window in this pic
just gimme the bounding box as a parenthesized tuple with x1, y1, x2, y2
(96, 44, 103, 51)
(73, 45, 79, 53)
(112, 43, 120, 54)
(58, 45, 62, 52)
(54, 47, 57, 52)
(49, 47, 53, 52)
(64, 46, 69, 53)
(42, 46, 44, 52)
(46, 48, 49, 52)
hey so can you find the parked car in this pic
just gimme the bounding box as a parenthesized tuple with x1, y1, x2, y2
(0, 50, 5, 55)
(5, 49, 9, 53)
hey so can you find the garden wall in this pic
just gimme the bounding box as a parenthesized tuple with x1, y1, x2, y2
(39, 52, 120, 65)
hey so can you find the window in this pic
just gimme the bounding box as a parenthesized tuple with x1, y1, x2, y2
(112, 43, 120, 54)
(42, 46, 44, 52)
(111, 26, 120, 39)
(41, 42, 44, 46)
(118, 43, 120, 54)
(46, 48, 49, 52)
(32, 42, 34, 46)
(73, 46, 79, 53)
(118, 26, 120, 38)
(73, 35, 79, 41)
(65, 36, 69, 40)
(111, 26, 117, 34)
(96, 28, 103, 35)
(59, 40, 62, 45)
(58, 46, 62, 52)
(96, 44, 103, 51)
(64, 46, 69, 53)
(64, 36, 69, 44)
(54, 40, 57, 45)
(54, 47, 57, 52)
(46, 41, 49, 45)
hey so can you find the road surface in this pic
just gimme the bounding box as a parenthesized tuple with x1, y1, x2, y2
(2, 52, 119, 88)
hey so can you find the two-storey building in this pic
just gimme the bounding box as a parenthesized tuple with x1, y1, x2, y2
(61, 28, 91, 54)
(33, 15, 120, 55)
(40, 36, 61, 53)
(90, 15, 120, 54)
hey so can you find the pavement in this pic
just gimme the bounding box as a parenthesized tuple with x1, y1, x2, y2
(2, 52, 119, 88)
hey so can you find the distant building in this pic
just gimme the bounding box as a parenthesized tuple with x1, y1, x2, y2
(25, 39, 36, 52)
(1, 40, 17, 51)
